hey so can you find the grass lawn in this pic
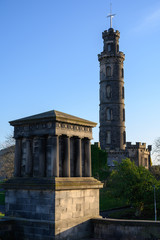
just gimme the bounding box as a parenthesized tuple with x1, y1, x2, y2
(100, 187, 160, 221)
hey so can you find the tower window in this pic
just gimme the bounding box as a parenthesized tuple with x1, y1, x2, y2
(117, 44, 119, 52)
(106, 85, 112, 98)
(145, 158, 148, 167)
(107, 44, 111, 52)
(106, 108, 113, 121)
(123, 109, 125, 121)
(123, 131, 126, 145)
(122, 87, 124, 99)
(122, 68, 124, 78)
(141, 157, 143, 165)
(106, 66, 111, 77)
(106, 131, 111, 144)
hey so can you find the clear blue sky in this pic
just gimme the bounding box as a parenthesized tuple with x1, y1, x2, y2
(0, 0, 160, 162)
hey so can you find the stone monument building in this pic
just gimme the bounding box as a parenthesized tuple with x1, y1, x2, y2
(99, 28, 126, 151)
(3, 110, 103, 240)
(98, 23, 151, 168)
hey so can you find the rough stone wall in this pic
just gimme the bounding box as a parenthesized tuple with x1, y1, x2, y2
(107, 150, 128, 167)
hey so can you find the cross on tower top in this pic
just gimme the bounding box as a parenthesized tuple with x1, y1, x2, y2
(107, 3, 116, 28)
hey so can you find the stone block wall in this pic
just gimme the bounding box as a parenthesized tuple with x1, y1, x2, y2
(4, 188, 55, 239)
(13, 219, 55, 240)
(55, 188, 100, 239)
(5, 189, 55, 221)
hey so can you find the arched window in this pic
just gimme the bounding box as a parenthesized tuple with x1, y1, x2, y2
(123, 131, 126, 144)
(106, 108, 110, 120)
(106, 85, 112, 98)
(106, 66, 111, 77)
(122, 68, 124, 78)
(122, 87, 124, 99)
(123, 109, 125, 121)
(111, 109, 113, 120)
(106, 131, 111, 144)
(106, 108, 113, 121)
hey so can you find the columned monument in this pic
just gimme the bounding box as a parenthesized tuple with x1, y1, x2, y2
(3, 110, 103, 240)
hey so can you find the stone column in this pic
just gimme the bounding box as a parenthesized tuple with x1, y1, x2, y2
(75, 137, 82, 177)
(25, 138, 33, 177)
(39, 136, 46, 177)
(14, 138, 22, 177)
(50, 135, 59, 177)
(85, 138, 91, 177)
(70, 137, 74, 177)
(63, 136, 70, 177)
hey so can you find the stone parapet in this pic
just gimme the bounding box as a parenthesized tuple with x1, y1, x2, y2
(92, 218, 160, 240)
(0, 219, 13, 239)
(126, 142, 152, 152)
(98, 52, 125, 62)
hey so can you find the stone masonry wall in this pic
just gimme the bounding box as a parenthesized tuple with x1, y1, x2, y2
(55, 188, 100, 240)
(5, 189, 55, 240)
(5, 189, 55, 221)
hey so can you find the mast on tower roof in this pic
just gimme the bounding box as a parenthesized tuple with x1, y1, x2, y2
(107, 3, 116, 28)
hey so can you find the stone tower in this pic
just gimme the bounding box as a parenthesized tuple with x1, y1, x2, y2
(98, 27, 126, 151)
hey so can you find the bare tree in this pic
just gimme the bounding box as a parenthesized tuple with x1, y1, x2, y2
(0, 132, 15, 150)
(0, 133, 15, 179)
(152, 137, 160, 165)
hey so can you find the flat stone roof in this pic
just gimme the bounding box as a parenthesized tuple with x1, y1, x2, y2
(9, 110, 97, 127)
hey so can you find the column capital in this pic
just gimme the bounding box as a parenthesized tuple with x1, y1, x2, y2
(48, 134, 59, 138)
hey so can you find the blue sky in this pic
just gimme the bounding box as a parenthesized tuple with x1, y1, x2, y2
(0, 0, 160, 162)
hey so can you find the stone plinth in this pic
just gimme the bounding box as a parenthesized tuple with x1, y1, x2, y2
(3, 177, 103, 240)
